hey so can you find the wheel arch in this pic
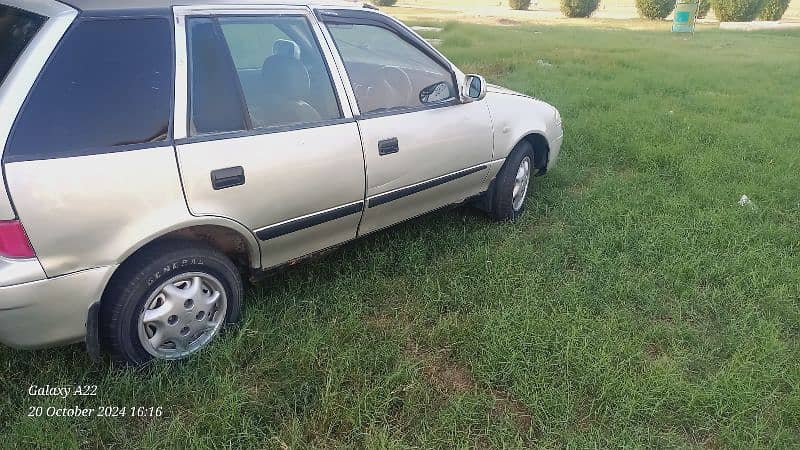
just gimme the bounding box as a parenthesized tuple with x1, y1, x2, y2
(473, 132, 549, 214)
(513, 132, 550, 176)
(88, 219, 259, 358)
(484, 90, 554, 173)
(120, 218, 259, 266)
(95, 218, 259, 312)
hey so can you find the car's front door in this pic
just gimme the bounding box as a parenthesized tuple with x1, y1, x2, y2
(318, 10, 494, 235)
(173, 7, 366, 268)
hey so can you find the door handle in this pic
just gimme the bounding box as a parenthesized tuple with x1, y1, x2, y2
(211, 166, 245, 190)
(378, 137, 399, 156)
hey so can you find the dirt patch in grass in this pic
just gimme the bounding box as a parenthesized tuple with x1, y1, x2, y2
(574, 400, 596, 431)
(367, 311, 414, 334)
(404, 341, 537, 437)
(488, 387, 537, 434)
(404, 342, 476, 394)
(644, 342, 665, 359)
(369, 312, 536, 437)
(496, 18, 521, 26)
(684, 430, 721, 450)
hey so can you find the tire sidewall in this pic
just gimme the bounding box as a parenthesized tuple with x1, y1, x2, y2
(107, 248, 242, 365)
(494, 141, 534, 221)
(511, 153, 533, 216)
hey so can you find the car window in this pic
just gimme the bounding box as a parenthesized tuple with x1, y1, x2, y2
(187, 15, 341, 136)
(5, 18, 173, 162)
(219, 21, 291, 70)
(187, 18, 249, 135)
(0, 5, 46, 87)
(327, 23, 454, 115)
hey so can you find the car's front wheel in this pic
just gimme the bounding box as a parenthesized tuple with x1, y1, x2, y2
(488, 140, 534, 221)
(100, 240, 242, 366)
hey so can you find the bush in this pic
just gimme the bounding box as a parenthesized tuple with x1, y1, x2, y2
(711, 0, 765, 20)
(560, 0, 600, 17)
(371, 0, 397, 6)
(636, 0, 675, 18)
(697, 0, 711, 17)
(758, 0, 790, 19)
(509, 0, 532, 9)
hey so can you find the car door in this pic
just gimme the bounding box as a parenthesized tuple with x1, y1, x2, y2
(173, 6, 366, 268)
(317, 9, 494, 235)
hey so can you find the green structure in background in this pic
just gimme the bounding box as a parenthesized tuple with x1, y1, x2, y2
(672, 0, 699, 33)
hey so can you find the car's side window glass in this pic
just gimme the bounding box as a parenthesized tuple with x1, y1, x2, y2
(187, 15, 341, 136)
(6, 18, 173, 162)
(326, 23, 454, 115)
(187, 18, 249, 135)
(0, 5, 46, 87)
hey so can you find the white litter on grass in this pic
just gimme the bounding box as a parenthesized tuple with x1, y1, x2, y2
(720, 21, 800, 31)
(738, 194, 752, 207)
(426, 38, 443, 46)
(537, 59, 553, 68)
(411, 26, 443, 33)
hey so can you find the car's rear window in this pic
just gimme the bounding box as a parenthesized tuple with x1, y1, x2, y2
(5, 17, 173, 162)
(0, 5, 46, 86)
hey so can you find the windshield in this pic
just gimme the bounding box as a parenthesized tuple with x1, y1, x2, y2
(0, 5, 46, 86)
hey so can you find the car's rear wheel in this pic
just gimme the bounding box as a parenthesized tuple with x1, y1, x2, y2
(100, 240, 242, 366)
(489, 140, 534, 221)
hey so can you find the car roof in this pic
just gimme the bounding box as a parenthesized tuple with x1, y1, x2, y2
(59, 0, 367, 13)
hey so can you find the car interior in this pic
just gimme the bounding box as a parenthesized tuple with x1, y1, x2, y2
(326, 24, 455, 114)
(341, 61, 453, 114)
(188, 16, 456, 136)
(241, 39, 325, 127)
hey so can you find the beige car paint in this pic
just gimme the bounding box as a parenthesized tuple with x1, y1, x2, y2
(357, 101, 494, 234)
(0, 257, 46, 288)
(177, 123, 367, 268)
(257, 204, 363, 268)
(360, 164, 491, 236)
(0, 265, 116, 348)
(485, 84, 563, 167)
(5, 146, 260, 277)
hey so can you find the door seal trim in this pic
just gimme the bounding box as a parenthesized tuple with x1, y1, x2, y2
(367, 164, 487, 208)
(175, 117, 356, 146)
(255, 200, 363, 241)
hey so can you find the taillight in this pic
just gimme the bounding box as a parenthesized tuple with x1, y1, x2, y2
(0, 220, 35, 258)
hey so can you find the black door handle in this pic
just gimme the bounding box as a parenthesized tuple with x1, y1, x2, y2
(378, 137, 399, 156)
(211, 166, 245, 190)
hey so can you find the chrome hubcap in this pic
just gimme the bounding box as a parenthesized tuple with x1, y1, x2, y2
(512, 156, 531, 211)
(138, 272, 227, 360)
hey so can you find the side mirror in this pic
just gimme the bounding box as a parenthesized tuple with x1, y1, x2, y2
(419, 81, 454, 105)
(461, 74, 487, 102)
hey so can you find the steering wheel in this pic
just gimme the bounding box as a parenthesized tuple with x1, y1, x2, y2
(380, 66, 414, 108)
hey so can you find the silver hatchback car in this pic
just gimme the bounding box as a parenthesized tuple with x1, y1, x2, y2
(0, 0, 562, 365)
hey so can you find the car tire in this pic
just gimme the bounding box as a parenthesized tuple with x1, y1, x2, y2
(99, 240, 242, 366)
(489, 140, 535, 221)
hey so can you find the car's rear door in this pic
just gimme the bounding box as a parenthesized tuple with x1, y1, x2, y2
(316, 9, 493, 235)
(173, 5, 366, 268)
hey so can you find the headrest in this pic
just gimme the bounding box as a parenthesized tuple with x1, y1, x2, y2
(273, 39, 301, 59)
(261, 55, 310, 100)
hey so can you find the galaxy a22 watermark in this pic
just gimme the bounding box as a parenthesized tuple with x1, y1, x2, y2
(26, 384, 163, 418)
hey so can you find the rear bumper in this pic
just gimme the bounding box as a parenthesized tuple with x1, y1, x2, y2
(0, 265, 115, 349)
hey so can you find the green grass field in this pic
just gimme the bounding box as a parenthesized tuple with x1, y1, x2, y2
(390, 0, 800, 21)
(2, 21, 799, 449)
